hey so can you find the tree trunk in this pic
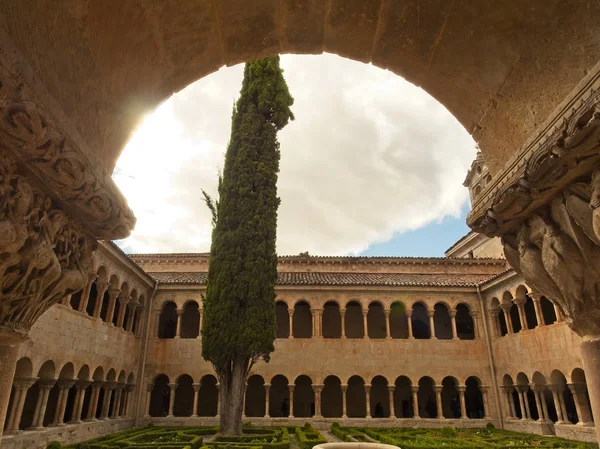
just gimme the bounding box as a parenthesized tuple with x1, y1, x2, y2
(218, 356, 249, 435)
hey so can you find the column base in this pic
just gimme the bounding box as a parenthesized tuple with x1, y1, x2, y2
(191, 414, 198, 418)
(577, 421, 595, 427)
(4, 429, 23, 435)
(67, 420, 82, 425)
(342, 415, 347, 419)
(166, 414, 174, 418)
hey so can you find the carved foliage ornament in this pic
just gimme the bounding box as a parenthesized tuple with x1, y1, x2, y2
(0, 100, 135, 240)
(0, 153, 95, 332)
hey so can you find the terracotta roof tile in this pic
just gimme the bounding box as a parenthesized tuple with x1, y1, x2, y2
(148, 271, 495, 287)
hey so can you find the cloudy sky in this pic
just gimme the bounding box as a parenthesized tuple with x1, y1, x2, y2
(113, 54, 476, 257)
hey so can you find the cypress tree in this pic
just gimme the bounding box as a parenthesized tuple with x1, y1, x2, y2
(202, 56, 294, 435)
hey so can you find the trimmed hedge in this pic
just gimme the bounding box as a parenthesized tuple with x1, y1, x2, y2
(295, 424, 327, 449)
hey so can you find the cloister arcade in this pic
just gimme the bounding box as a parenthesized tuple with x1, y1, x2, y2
(154, 299, 477, 341)
(3, 358, 135, 434)
(145, 373, 488, 421)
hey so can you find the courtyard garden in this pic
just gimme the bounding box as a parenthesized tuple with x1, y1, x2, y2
(54, 424, 326, 449)
(330, 423, 598, 449)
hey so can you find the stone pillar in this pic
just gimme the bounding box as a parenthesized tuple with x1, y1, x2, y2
(0, 332, 27, 437)
(516, 386, 529, 420)
(288, 309, 294, 339)
(490, 311, 500, 338)
(152, 311, 161, 338)
(428, 310, 436, 339)
(531, 384, 544, 422)
(481, 386, 491, 419)
(105, 288, 121, 324)
(167, 383, 177, 417)
(52, 379, 75, 426)
(471, 311, 480, 339)
(516, 301, 528, 330)
(192, 383, 200, 417)
(341, 385, 348, 418)
(315, 308, 323, 337)
(384, 309, 391, 339)
(500, 305, 513, 334)
(313, 384, 323, 417)
(69, 381, 90, 423)
(411, 386, 420, 418)
(365, 384, 371, 418)
(144, 384, 153, 418)
(6, 378, 36, 433)
(124, 384, 135, 417)
(501, 386, 514, 419)
(199, 309, 203, 335)
(32, 379, 56, 429)
(86, 382, 102, 421)
(406, 310, 414, 339)
(340, 308, 346, 339)
(311, 310, 318, 338)
(568, 383, 594, 426)
(531, 295, 545, 327)
(93, 281, 109, 318)
(174, 309, 183, 338)
(549, 385, 565, 424)
(554, 303, 564, 323)
(449, 310, 458, 339)
(288, 385, 294, 417)
(264, 384, 271, 418)
(125, 302, 137, 332)
(362, 310, 369, 339)
(388, 386, 395, 418)
(434, 386, 444, 419)
(111, 386, 123, 418)
(78, 275, 97, 313)
(458, 386, 467, 419)
(116, 295, 130, 328)
(101, 383, 116, 419)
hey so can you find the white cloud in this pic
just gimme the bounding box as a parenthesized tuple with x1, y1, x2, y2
(113, 54, 476, 255)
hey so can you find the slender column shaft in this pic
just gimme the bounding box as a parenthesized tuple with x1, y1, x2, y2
(9, 380, 35, 432)
(341, 385, 348, 418)
(116, 297, 129, 328)
(264, 384, 271, 418)
(388, 386, 395, 418)
(558, 391, 568, 424)
(152, 311, 160, 338)
(192, 384, 200, 417)
(532, 298, 545, 326)
(411, 386, 420, 418)
(551, 388, 565, 423)
(101, 385, 114, 419)
(288, 310, 294, 339)
(313, 385, 323, 417)
(111, 388, 122, 418)
(93, 282, 109, 318)
(311, 311, 317, 338)
(86, 384, 101, 420)
(168, 383, 177, 417)
(428, 310, 436, 339)
(365, 385, 371, 418)
(490, 311, 500, 338)
(340, 310, 346, 338)
(532, 385, 543, 422)
(78, 276, 97, 313)
(482, 387, 490, 418)
(471, 312, 480, 339)
(125, 303, 136, 332)
(540, 390, 550, 422)
(0, 333, 25, 437)
(242, 384, 247, 417)
(434, 386, 444, 419)
(508, 389, 517, 419)
(384, 310, 391, 339)
(450, 311, 458, 339)
(406, 311, 414, 339)
(34, 381, 55, 428)
(70, 383, 89, 423)
(5, 387, 23, 432)
(105, 289, 120, 323)
(554, 304, 564, 322)
(174, 310, 182, 338)
(199, 309, 203, 334)
(517, 304, 528, 330)
(288, 386, 294, 417)
(145, 385, 153, 417)
(517, 388, 527, 420)
(458, 386, 467, 419)
(568, 383, 594, 425)
(362, 310, 368, 339)
(501, 307, 513, 334)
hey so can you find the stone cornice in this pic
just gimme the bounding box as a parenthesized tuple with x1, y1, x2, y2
(0, 29, 135, 241)
(467, 60, 600, 237)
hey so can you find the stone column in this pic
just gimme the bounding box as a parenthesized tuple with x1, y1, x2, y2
(174, 309, 183, 338)
(340, 308, 346, 339)
(152, 311, 161, 338)
(192, 383, 200, 417)
(93, 281, 109, 318)
(490, 311, 500, 338)
(111, 385, 123, 418)
(313, 384, 323, 417)
(116, 295, 130, 328)
(199, 309, 203, 335)
(384, 309, 391, 339)
(553, 303, 564, 323)
(501, 386, 514, 419)
(450, 311, 458, 339)
(500, 305, 513, 334)
(388, 385, 395, 418)
(144, 384, 153, 418)
(428, 310, 437, 339)
(458, 386, 467, 419)
(101, 383, 116, 419)
(549, 385, 565, 424)
(32, 379, 56, 429)
(481, 386, 491, 419)
(365, 384, 371, 418)
(78, 275, 98, 313)
(568, 383, 594, 426)
(516, 386, 529, 420)
(124, 384, 135, 417)
(288, 309, 294, 339)
(125, 302, 137, 332)
(86, 382, 102, 421)
(434, 386, 444, 419)
(5, 378, 36, 433)
(167, 383, 177, 417)
(341, 385, 348, 418)
(531, 384, 544, 422)
(52, 379, 75, 426)
(105, 289, 121, 324)
(288, 385, 294, 418)
(264, 384, 271, 418)
(471, 311, 480, 339)
(531, 295, 545, 327)
(362, 310, 369, 339)
(406, 310, 414, 339)
(69, 381, 90, 423)
(411, 386, 420, 418)
(516, 301, 528, 330)
(311, 310, 318, 338)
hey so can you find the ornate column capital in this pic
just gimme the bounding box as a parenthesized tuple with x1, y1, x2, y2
(107, 289, 121, 301)
(449, 310, 457, 318)
(312, 384, 324, 392)
(410, 386, 419, 394)
(287, 309, 294, 317)
(192, 383, 201, 392)
(146, 384, 154, 393)
(168, 382, 178, 391)
(427, 310, 435, 318)
(387, 385, 395, 393)
(13, 377, 37, 390)
(75, 380, 92, 391)
(39, 379, 57, 390)
(434, 385, 443, 393)
(125, 383, 135, 393)
(57, 379, 76, 390)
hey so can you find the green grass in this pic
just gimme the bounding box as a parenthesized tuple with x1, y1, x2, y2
(330, 424, 598, 449)
(59, 425, 325, 449)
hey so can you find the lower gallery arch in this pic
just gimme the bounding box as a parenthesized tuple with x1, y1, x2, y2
(367, 302, 386, 339)
(245, 375, 265, 417)
(412, 303, 430, 339)
(370, 375, 389, 418)
(198, 375, 218, 417)
(394, 376, 413, 418)
(322, 375, 342, 418)
(441, 376, 460, 418)
(347, 375, 366, 418)
(293, 375, 314, 417)
(417, 376, 437, 418)
(389, 302, 408, 339)
(345, 301, 363, 339)
(293, 301, 312, 338)
(322, 301, 341, 338)
(174, 374, 194, 417)
(275, 301, 290, 338)
(149, 374, 170, 417)
(465, 376, 484, 418)
(269, 375, 289, 417)
(456, 304, 475, 339)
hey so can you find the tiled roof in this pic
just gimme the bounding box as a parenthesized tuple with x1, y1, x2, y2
(148, 271, 496, 287)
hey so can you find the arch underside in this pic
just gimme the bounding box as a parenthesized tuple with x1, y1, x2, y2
(1, 0, 598, 175)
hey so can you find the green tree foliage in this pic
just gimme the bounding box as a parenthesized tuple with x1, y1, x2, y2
(202, 56, 294, 434)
